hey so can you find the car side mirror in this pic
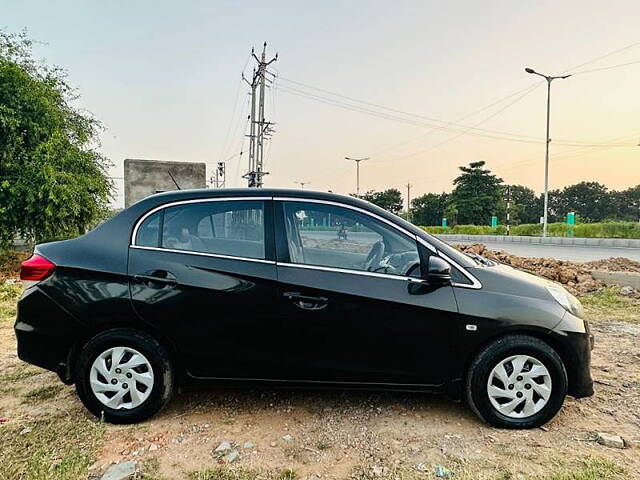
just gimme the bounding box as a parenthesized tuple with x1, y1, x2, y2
(427, 256, 452, 286)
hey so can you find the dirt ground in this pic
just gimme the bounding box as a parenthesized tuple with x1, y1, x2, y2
(2, 246, 640, 479)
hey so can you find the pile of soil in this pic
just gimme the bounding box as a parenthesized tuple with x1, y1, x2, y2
(583, 257, 640, 273)
(454, 243, 612, 295)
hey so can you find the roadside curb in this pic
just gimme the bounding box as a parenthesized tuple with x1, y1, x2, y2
(433, 234, 640, 249)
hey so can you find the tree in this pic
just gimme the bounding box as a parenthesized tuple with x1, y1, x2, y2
(410, 193, 448, 226)
(448, 161, 503, 225)
(0, 30, 112, 247)
(558, 181, 612, 222)
(358, 189, 404, 214)
(610, 185, 640, 222)
(504, 185, 540, 225)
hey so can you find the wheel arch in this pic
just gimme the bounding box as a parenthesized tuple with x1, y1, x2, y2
(62, 321, 183, 385)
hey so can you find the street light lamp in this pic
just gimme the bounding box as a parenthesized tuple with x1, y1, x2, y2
(294, 181, 310, 190)
(344, 156, 370, 197)
(525, 67, 571, 238)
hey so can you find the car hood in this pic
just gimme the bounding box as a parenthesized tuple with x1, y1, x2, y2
(467, 261, 558, 300)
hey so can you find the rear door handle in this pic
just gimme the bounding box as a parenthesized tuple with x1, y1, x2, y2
(283, 291, 328, 311)
(134, 273, 177, 287)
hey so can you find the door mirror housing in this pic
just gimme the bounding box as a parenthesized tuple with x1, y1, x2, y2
(427, 256, 452, 286)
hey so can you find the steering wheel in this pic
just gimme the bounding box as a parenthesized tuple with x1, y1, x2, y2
(364, 240, 385, 271)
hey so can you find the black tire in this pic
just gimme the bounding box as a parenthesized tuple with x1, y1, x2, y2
(465, 335, 567, 429)
(75, 329, 174, 424)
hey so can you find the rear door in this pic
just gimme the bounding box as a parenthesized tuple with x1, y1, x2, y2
(127, 198, 286, 379)
(274, 199, 460, 386)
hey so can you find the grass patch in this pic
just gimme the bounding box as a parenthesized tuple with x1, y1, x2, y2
(189, 467, 299, 480)
(580, 287, 639, 324)
(0, 363, 41, 385)
(540, 458, 626, 480)
(0, 412, 105, 480)
(0, 284, 22, 324)
(23, 384, 65, 404)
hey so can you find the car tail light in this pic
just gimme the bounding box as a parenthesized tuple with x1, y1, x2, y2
(20, 254, 56, 288)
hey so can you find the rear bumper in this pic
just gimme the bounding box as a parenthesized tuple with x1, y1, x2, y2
(15, 286, 79, 381)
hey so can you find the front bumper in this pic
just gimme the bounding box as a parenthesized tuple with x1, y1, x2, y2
(552, 312, 594, 398)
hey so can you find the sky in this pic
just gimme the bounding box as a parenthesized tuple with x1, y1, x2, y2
(3, 0, 640, 208)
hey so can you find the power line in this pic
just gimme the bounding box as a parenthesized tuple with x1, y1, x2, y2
(276, 83, 634, 148)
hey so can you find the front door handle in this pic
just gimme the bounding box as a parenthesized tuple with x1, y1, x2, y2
(283, 291, 328, 311)
(134, 272, 177, 288)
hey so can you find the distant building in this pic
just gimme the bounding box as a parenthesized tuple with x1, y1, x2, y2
(124, 159, 207, 207)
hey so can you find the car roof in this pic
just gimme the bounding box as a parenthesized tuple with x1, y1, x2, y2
(143, 187, 362, 205)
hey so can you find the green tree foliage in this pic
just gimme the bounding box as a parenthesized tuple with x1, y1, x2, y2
(611, 185, 640, 221)
(0, 30, 112, 247)
(410, 193, 448, 226)
(448, 161, 503, 225)
(505, 184, 539, 225)
(358, 188, 404, 214)
(556, 181, 613, 222)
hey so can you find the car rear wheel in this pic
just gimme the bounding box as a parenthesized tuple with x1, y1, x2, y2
(75, 329, 174, 424)
(466, 335, 567, 429)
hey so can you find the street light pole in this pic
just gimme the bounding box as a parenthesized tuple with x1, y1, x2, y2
(525, 67, 571, 237)
(294, 181, 310, 190)
(344, 156, 370, 197)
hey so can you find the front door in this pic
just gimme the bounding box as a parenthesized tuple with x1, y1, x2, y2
(128, 198, 286, 379)
(274, 199, 460, 386)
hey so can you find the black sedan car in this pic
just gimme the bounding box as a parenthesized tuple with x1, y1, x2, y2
(16, 189, 593, 428)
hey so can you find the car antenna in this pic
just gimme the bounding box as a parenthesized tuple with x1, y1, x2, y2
(167, 170, 181, 190)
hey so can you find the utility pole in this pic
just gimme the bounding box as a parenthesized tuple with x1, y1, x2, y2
(344, 156, 370, 197)
(295, 181, 310, 190)
(406, 183, 412, 221)
(525, 67, 571, 237)
(505, 185, 511, 236)
(211, 162, 226, 188)
(243, 42, 278, 188)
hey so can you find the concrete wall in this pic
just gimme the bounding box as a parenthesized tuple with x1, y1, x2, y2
(590, 271, 640, 289)
(124, 159, 207, 207)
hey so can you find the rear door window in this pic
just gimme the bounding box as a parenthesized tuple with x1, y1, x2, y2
(135, 200, 266, 259)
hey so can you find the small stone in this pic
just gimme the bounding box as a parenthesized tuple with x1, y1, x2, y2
(215, 441, 233, 452)
(283, 434, 293, 441)
(100, 461, 137, 480)
(620, 286, 635, 296)
(19, 427, 32, 435)
(270, 442, 277, 447)
(223, 451, 239, 463)
(415, 463, 427, 472)
(434, 465, 451, 478)
(596, 432, 625, 449)
(148, 444, 159, 452)
(371, 466, 384, 476)
(623, 438, 640, 448)
(243, 441, 255, 449)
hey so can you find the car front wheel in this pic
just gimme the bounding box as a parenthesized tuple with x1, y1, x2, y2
(75, 329, 174, 424)
(466, 335, 567, 429)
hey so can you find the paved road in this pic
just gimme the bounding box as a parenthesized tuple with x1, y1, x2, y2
(301, 230, 640, 262)
(448, 239, 640, 262)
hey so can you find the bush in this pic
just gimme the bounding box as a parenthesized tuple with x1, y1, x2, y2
(419, 221, 640, 239)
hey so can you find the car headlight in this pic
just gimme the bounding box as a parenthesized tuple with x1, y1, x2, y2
(546, 285, 584, 318)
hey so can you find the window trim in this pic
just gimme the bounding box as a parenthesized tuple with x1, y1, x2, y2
(130, 197, 271, 262)
(129, 195, 481, 289)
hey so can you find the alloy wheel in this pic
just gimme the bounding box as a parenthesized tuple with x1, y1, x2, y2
(89, 346, 154, 410)
(486, 354, 552, 418)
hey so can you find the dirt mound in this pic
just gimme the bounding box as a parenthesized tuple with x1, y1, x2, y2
(454, 243, 605, 295)
(584, 257, 640, 273)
